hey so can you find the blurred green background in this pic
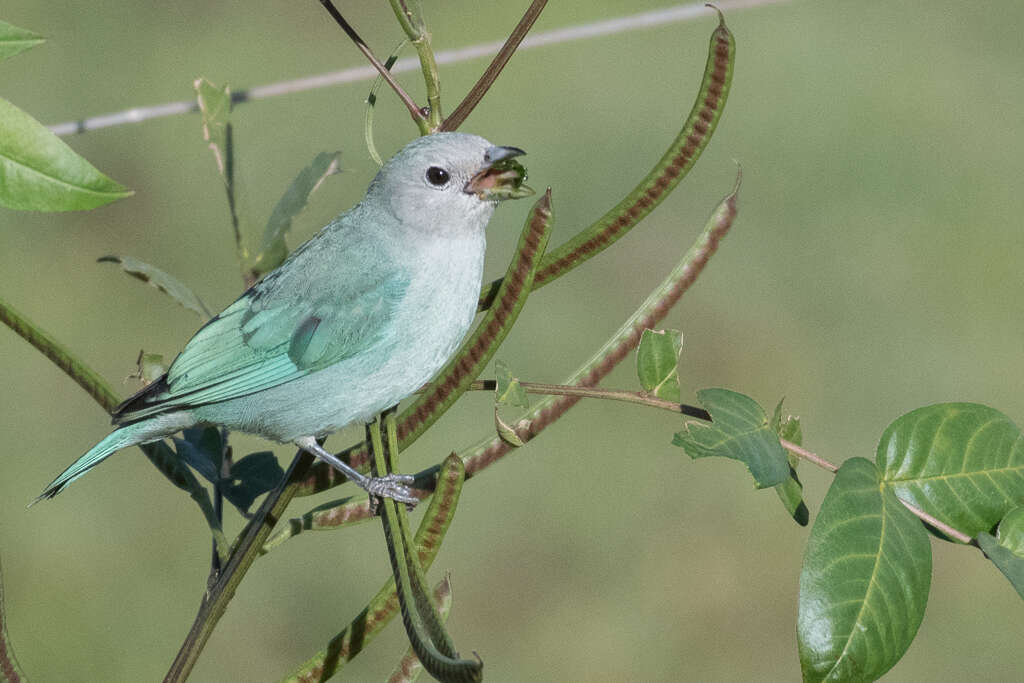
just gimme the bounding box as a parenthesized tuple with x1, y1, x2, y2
(2, 1, 1023, 680)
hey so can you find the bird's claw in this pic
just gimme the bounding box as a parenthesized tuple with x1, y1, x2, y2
(364, 473, 419, 508)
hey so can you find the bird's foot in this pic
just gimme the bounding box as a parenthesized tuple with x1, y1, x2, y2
(363, 473, 419, 510)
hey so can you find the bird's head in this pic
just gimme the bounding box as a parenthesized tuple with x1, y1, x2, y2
(369, 132, 533, 237)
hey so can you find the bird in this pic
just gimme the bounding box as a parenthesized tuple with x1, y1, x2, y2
(36, 132, 533, 505)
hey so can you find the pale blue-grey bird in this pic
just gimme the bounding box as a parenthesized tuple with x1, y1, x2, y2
(37, 132, 532, 505)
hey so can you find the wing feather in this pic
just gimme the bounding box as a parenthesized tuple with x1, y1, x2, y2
(115, 224, 409, 422)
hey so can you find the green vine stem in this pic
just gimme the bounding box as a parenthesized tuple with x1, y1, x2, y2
(0, 295, 119, 413)
(282, 454, 466, 682)
(478, 9, 735, 310)
(292, 190, 554, 496)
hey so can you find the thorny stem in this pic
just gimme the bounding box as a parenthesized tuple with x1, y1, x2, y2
(319, 0, 428, 131)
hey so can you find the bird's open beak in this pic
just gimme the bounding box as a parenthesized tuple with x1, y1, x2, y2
(464, 146, 535, 201)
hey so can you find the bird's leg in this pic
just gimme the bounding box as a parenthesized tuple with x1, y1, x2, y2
(294, 436, 418, 505)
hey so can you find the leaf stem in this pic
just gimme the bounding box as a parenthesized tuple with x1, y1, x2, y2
(896, 497, 974, 545)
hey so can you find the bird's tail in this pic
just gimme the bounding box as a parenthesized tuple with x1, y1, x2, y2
(32, 415, 185, 504)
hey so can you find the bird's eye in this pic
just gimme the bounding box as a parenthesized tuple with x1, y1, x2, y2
(425, 166, 450, 187)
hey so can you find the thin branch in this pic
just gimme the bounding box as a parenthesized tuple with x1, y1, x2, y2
(441, 0, 549, 132)
(47, 0, 789, 137)
(318, 0, 427, 128)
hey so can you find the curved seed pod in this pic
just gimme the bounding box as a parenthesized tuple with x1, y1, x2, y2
(479, 9, 735, 309)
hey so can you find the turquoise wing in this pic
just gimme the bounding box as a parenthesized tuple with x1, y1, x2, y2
(115, 250, 409, 421)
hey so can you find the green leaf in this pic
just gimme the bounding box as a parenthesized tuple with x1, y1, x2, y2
(495, 408, 525, 447)
(98, 255, 211, 319)
(194, 77, 232, 177)
(224, 451, 284, 511)
(247, 151, 341, 278)
(494, 359, 528, 408)
(876, 403, 1024, 539)
(672, 388, 789, 488)
(773, 403, 809, 526)
(636, 328, 682, 402)
(976, 506, 1024, 599)
(0, 96, 132, 211)
(194, 77, 242, 255)
(0, 19, 44, 62)
(134, 350, 166, 384)
(798, 458, 931, 683)
(977, 524, 1024, 600)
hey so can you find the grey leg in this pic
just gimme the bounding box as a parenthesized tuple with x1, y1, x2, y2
(294, 436, 418, 505)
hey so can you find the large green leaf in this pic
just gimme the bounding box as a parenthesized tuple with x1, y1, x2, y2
(0, 96, 132, 211)
(798, 458, 931, 682)
(671, 388, 789, 488)
(98, 254, 211, 319)
(636, 328, 682, 402)
(876, 403, 1024, 539)
(0, 19, 43, 62)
